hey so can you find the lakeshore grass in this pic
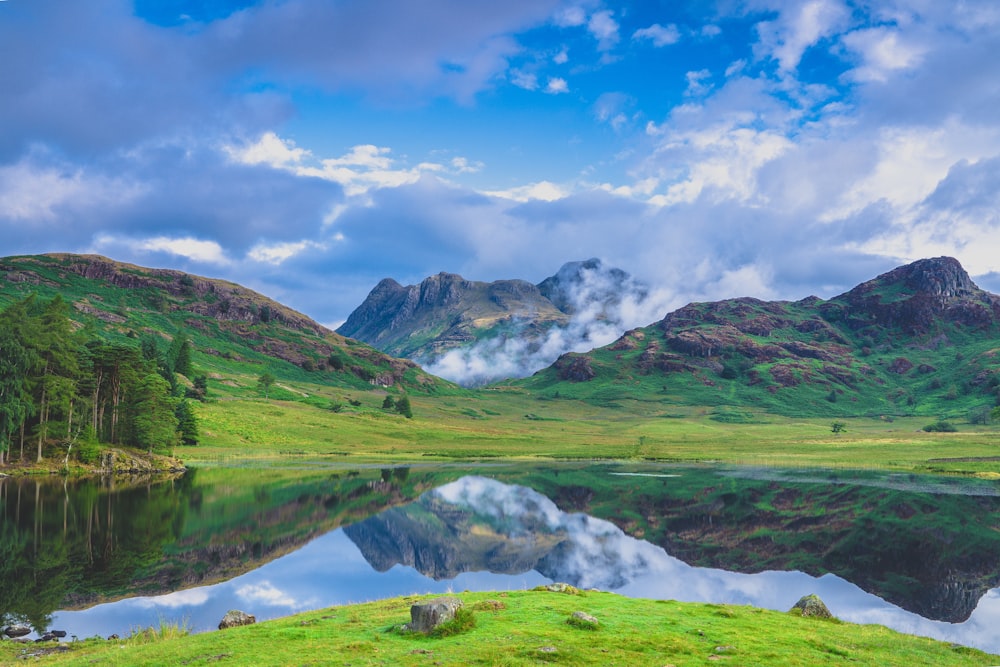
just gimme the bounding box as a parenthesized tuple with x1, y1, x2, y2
(186, 379, 1000, 476)
(5, 590, 995, 666)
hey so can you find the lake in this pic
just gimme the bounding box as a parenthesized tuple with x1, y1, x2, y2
(2, 462, 999, 653)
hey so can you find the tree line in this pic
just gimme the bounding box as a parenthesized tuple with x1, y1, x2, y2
(0, 294, 199, 466)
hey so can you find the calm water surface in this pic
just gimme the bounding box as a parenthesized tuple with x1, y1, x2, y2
(2, 462, 999, 654)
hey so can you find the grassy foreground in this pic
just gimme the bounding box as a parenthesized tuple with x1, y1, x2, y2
(4, 590, 995, 666)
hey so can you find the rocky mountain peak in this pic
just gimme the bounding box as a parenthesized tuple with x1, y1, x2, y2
(860, 256, 977, 300)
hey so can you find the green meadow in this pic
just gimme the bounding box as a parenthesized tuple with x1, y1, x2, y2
(185, 370, 1000, 477)
(4, 589, 996, 666)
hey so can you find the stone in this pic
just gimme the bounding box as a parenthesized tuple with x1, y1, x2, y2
(406, 597, 463, 634)
(3, 625, 31, 638)
(790, 594, 833, 619)
(568, 611, 599, 629)
(218, 610, 256, 630)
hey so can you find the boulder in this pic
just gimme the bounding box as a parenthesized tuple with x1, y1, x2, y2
(3, 625, 31, 638)
(218, 610, 256, 630)
(406, 597, 463, 634)
(790, 594, 833, 619)
(568, 611, 599, 629)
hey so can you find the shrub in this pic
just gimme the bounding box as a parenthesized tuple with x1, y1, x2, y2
(922, 420, 957, 433)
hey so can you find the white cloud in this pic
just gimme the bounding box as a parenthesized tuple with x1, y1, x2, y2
(134, 588, 210, 610)
(554, 6, 587, 28)
(484, 180, 567, 202)
(225, 131, 309, 168)
(648, 121, 793, 207)
(0, 158, 143, 221)
(511, 69, 539, 90)
(545, 77, 569, 94)
(755, 0, 851, 71)
(840, 27, 925, 82)
(822, 119, 1000, 221)
(553, 48, 569, 64)
(633, 23, 681, 47)
(685, 69, 713, 97)
(588, 10, 619, 51)
(236, 581, 300, 609)
(248, 240, 324, 265)
(95, 234, 231, 264)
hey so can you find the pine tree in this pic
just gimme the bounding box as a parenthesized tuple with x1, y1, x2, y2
(175, 399, 199, 446)
(130, 373, 178, 453)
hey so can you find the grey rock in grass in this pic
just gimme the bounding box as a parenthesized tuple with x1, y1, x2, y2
(790, 594, 833, 619)
(218, 610, 257, 630)
(406, 597, 463, 634)
(568, 611, 599, 629)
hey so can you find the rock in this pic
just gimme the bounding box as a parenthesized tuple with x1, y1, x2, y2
(406, 597, 463, 634)
(49, 630, 67, 638)
(533, 582, 580, 594)
(3, 625, 31, 638)
(568, 611, 599, 629)
(218, 610, 256, 630)
(790, 594, 833, 619)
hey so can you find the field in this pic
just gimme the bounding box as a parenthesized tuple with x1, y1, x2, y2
(4, 589, 996, 666)
(185, 369, 1000, 477)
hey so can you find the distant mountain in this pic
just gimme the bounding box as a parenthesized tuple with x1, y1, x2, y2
(337, 259, 653, 385)
(521, 257, 1000, 418)
(0, 254, 439, 390)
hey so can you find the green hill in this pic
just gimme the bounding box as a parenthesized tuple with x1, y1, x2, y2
(519, 257, 1000, 420)
(0, 253, 441, 393)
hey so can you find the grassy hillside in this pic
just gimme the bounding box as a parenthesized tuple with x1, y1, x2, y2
(4, 590, 995, 666)
(519, 258, 1000, 420)
(0, 253, 444, 393)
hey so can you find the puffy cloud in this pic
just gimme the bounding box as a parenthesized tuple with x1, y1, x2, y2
(587, 10, 619, 51)
(754, 0, 851, 72)
(633, 23, 681, 47)
(545, 77, 569, 94)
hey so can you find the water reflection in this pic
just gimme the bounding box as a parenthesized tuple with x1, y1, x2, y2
(38, 475, 1000, 654)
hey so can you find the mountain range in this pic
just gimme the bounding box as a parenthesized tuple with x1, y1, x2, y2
(2, 253, 997, 420)
(337, 258, 654, 385)
(523, 256, 1000, 418)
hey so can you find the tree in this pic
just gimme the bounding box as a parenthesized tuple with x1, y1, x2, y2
(395, 395, 412, 419)
(168, 331, 193, 377)
(175, 399, 199, 446)
(257, 372, 276, 399)
(131, 373, 178, 453)
(0, 328, 36, 464)
(831, 422, 845, 434)
(381, 395, 396, 410)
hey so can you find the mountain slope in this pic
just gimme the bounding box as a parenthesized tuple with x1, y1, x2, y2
(337, 271, 569, 359)
(337, 258, 654, 385)
(0, 253, 440, 391)
(520, 257, 1000, 418)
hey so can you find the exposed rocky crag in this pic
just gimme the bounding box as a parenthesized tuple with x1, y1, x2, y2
(337, 258, 647, 365)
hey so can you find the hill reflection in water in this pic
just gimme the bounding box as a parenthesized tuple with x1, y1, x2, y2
(49, 475, 1000, 654)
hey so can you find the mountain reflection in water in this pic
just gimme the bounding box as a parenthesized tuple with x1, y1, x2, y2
(45, 475, 1000, 654)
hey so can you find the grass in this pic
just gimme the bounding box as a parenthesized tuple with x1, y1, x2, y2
(183, 381, 1000, 477)
(5, 590, 995, 666)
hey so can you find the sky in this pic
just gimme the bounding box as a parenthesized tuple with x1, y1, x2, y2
(3, 0, 1000, 331)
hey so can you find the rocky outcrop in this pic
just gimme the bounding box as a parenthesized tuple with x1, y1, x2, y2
(218, 610, 256, 630)
(405, 598, 463, 634)
(790, 594, 833, 618)
(823, 256, 1000, 334)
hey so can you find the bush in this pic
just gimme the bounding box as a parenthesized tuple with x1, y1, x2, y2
(922, 420, 957, 433)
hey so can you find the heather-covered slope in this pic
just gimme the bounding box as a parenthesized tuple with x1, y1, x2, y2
(0, 253, 440, 391)
(521, 257, 1000, 418)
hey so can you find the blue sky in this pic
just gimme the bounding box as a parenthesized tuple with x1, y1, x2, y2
(3, 0, 1000, 329)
